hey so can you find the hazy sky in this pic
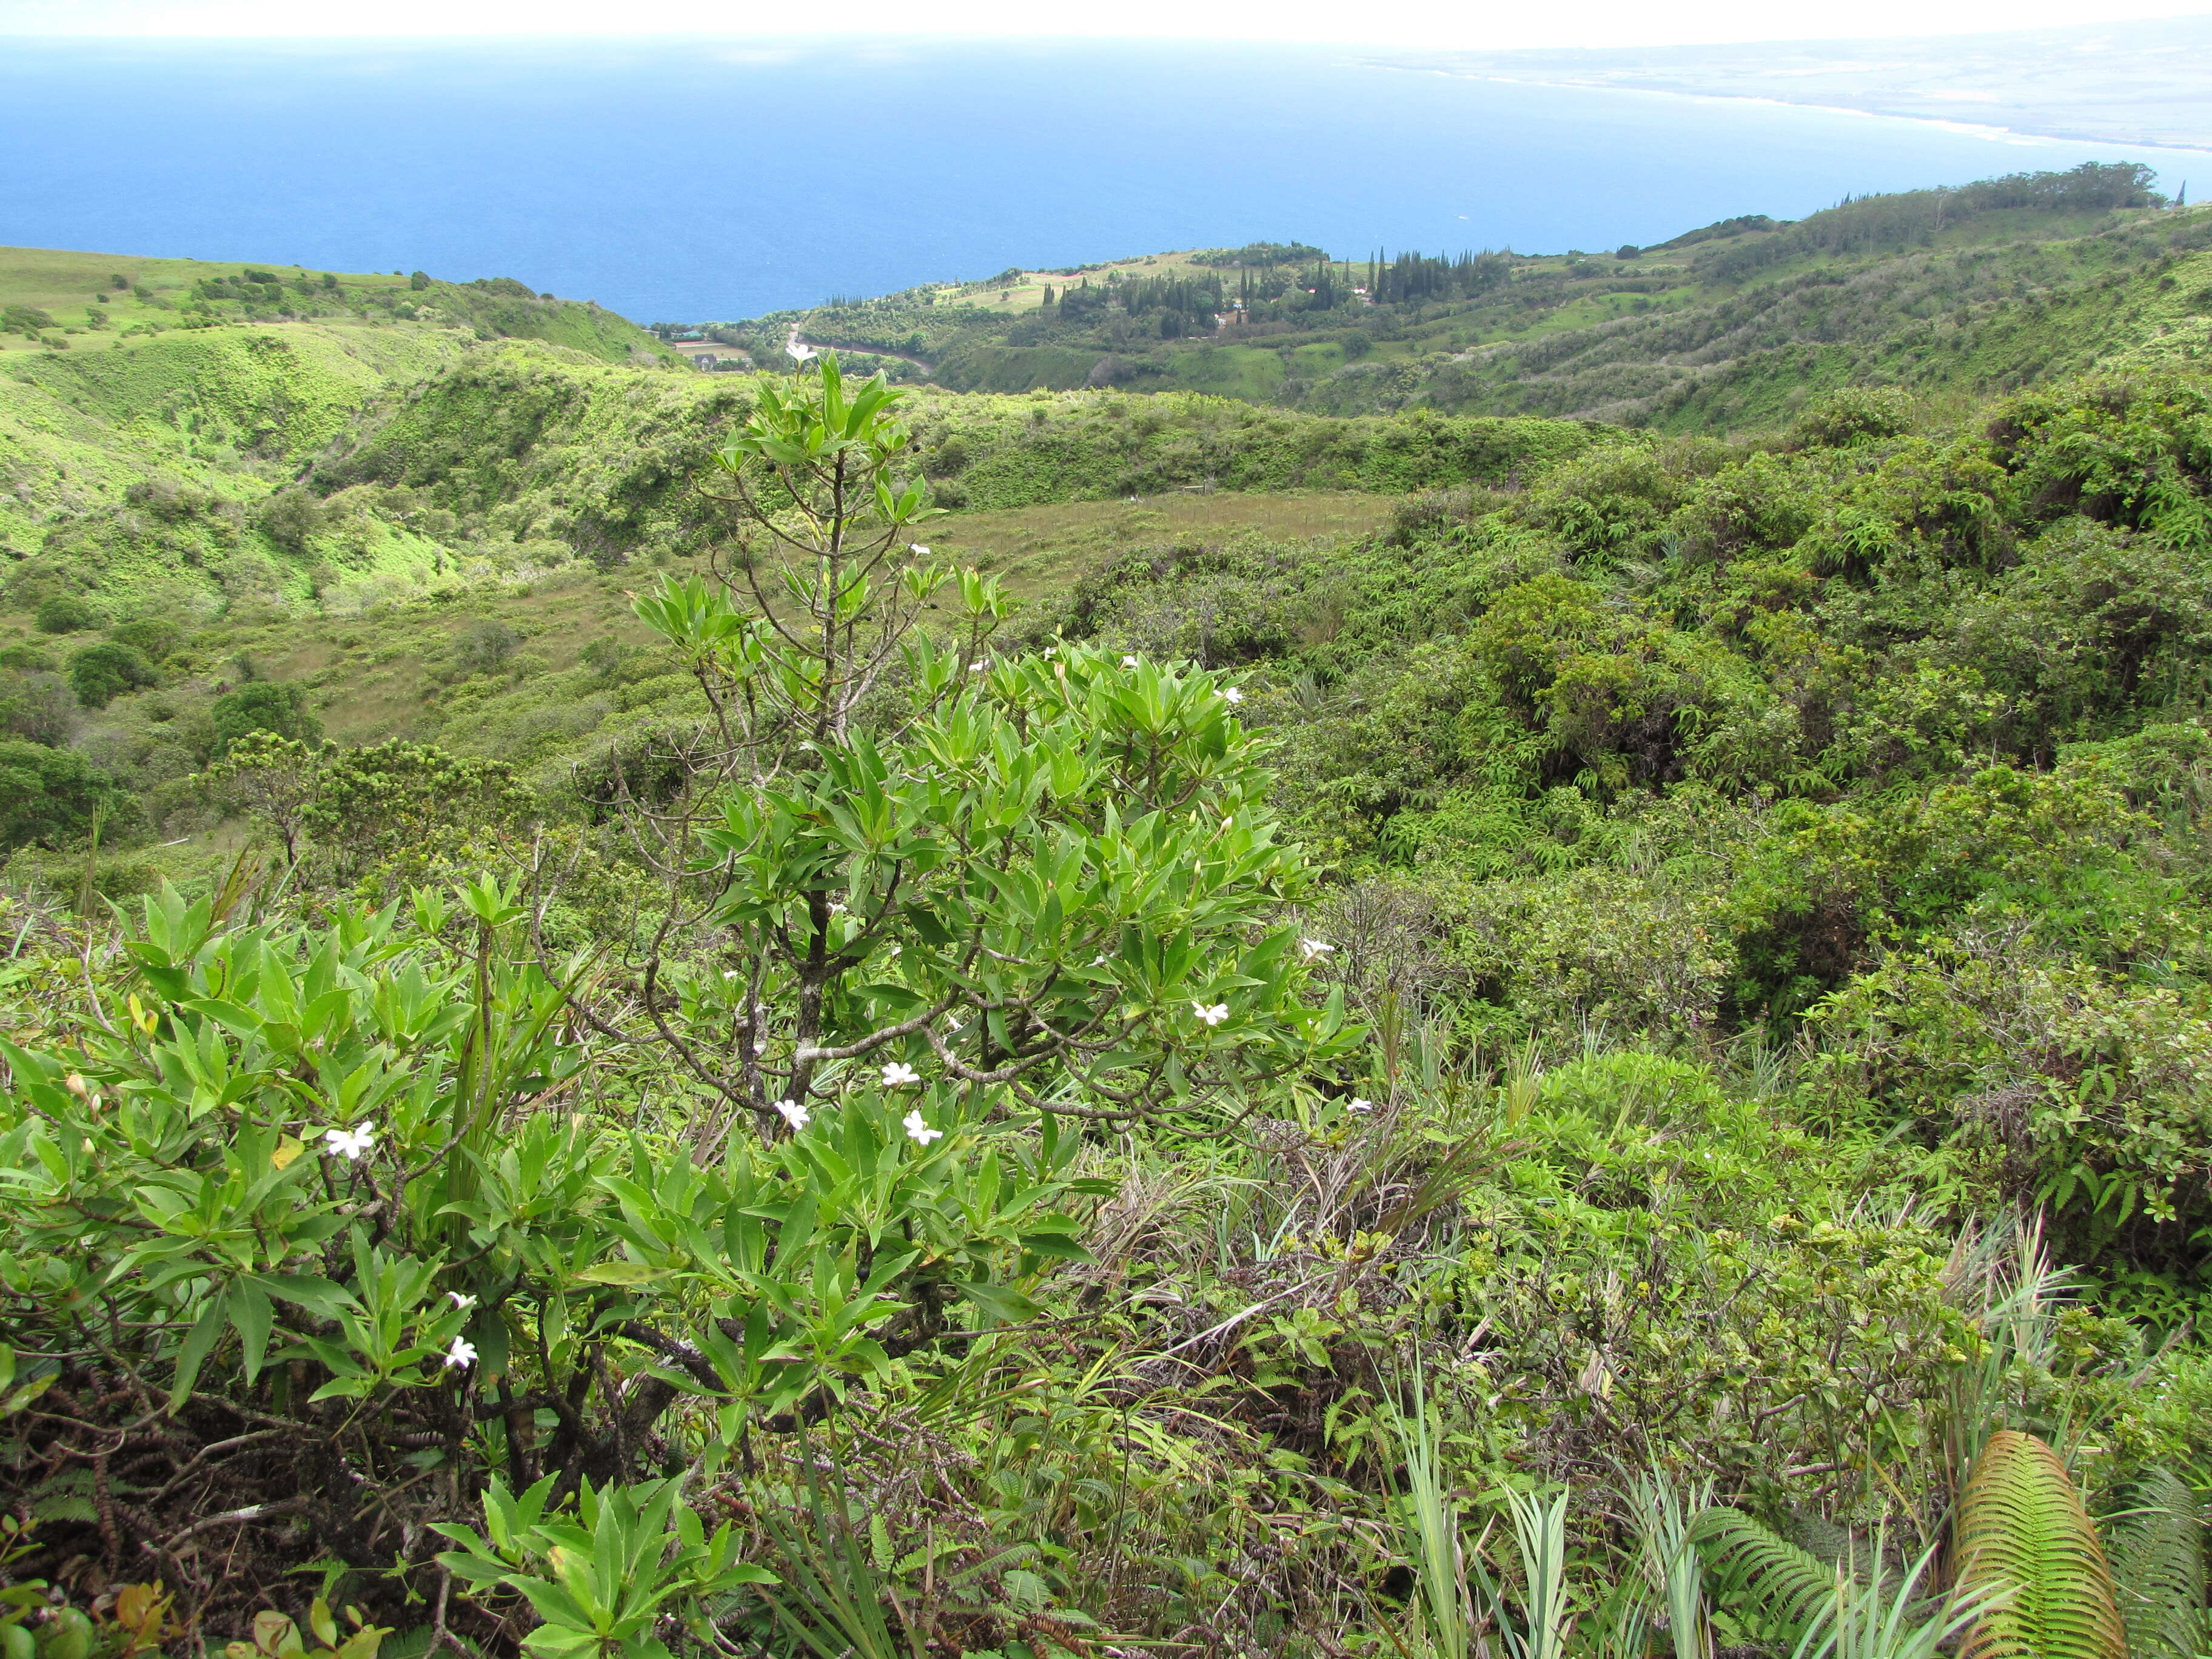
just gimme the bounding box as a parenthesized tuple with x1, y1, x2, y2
(1, 0, 2207, 49)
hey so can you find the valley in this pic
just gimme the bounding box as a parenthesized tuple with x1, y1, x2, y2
(7, 159, 2212, 1659)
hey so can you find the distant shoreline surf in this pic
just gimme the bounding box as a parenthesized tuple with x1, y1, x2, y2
(1375, 65, 2212, 162)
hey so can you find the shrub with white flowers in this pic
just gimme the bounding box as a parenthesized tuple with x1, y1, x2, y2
(0, 350, 1355, 1658)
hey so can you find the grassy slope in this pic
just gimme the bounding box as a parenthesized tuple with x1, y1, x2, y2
(0, 243, 674, 366)
(0, 238, 685, 612)
(726, 199, 2212, 427)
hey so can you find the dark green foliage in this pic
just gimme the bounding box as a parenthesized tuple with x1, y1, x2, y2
(109, 617, 183, 663)
(64, 641, 158, 709)
(34, 593, 100, 634)
(0, 668, 73, 745)
(0, 737, 135, 850)
(2103, 1470, 2208, 1659)
(1698, 1507, 1848, 1647)
(254, 490, 327, 553)
(209, 680, 321, 755)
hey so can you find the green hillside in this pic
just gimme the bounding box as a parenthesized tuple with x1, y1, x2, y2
(695, 161, 2212, 428)
(11, 172, 2212, 1659)
(0, 244, 672, 364)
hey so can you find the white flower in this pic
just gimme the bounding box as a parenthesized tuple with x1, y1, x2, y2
(1090, 953, 1110, 967)
(1043, 645, 1056, 658)
(323, 1121, 376, 1161)
(1298, 937, 1335, 962)
(903, 1109, 943, 1146)
(448, 1292, 477, 1310)
(827, 901, 849, 915)
(774, 1098, 811, 1131)
(881, 1061, 921, 1087)
(1121, 654, 1139, 669)
(969, 660, 988, 673)
(1349, 1098, 1374, 1113)
(911, 543, 931, 557)
(443, 1336, 478, 1369)
(1193, 1002, 1230, 1027)
(722, 969, 740, 980)
(1222, 686, 1244, 705)
(786, 340, 817, 363)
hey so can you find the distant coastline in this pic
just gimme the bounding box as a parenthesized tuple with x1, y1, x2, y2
(1380, 67, 2212, 163)
(1369, 15, 2212, 163)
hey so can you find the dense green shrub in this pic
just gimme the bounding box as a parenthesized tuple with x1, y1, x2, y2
(210, 680, 322, 754)
(0, 737, 136, 850)
(33, 592, 99, 634)
(65, 640, 159, 708)
(109, 615, 185, 663)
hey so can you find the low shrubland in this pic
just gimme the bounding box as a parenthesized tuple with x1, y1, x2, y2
(6, 350, 2212, 1659)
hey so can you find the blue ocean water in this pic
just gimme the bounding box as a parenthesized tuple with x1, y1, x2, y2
(0, 35, 2193, 324)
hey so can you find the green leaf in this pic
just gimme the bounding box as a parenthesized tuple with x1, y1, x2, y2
(249, 1272, 358, 1319)
(575, 1261, 666, 1286)
(230, 1281, 275, 1382)
(950, 1280, 1039, 1326)
(167, 1294, 229, 1412)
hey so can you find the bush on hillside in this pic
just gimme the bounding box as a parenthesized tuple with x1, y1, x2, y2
(109, 617, 184, 663)
(33, 593, 100, 634)
(209, 680, 321, 756)
(65, 642, 160, 709)
(0, 671, 74, 746)
(0, 739, 138, 851)
(255, 491, 328, 553)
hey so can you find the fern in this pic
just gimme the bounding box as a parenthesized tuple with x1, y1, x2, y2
(1699, 1507, 1850, 1647)
(2103, 1468, 2208, 1659)
(1957, 1430, 2127, 1659)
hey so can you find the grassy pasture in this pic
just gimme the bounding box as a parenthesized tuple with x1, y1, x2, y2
(0, 244, 417, 357)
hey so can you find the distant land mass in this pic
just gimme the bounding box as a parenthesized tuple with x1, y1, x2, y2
(1377, 15, 2212, 156)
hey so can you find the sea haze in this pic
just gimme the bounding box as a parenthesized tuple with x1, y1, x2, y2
(0, 35, 2194, 324)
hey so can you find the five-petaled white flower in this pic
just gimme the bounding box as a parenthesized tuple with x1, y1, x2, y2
(448, 1291, 477, 1310)
(444, 1336, 478, 1369)
(1121, 654, 1139, 669)
(774, 1098, 811, 1132)
(786, 340, 817, 363)
(1193, 1002, 1230, 1027)
(1349, 1098, 1375, 1113)
(722, 968, 740, 980)
(1222, 686, 1244, 705)
(969, 660, 988, 673)
(903, 1110, 944, 1146)
(881, 1061, 921, 1087)
(827, 900, 849, 915)
(1042, 645, 1056, 658)
(1298, 937, 1335, 962)
(911, 543, 931, 557)
(324, 1121, 376, 1161)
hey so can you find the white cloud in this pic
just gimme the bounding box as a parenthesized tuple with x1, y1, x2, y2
(2, 0, 2207, 48)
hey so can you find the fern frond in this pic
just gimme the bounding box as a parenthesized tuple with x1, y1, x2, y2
(1699, 1507, 1842, 1646)
(2103, 1468, 2207, 1659)
(1957, 1430, 2127, 1659)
